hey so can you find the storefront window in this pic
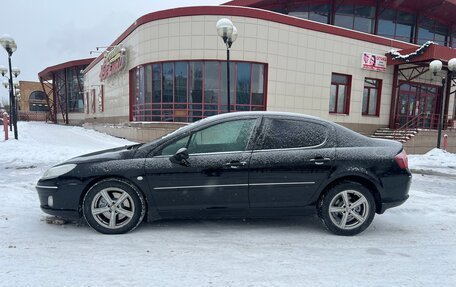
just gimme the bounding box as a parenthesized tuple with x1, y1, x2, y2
(236, 62, 251, 110)
(289, 5, 330, 24)
(189, 62, 203, 120)
(329, 73, 351, 114)
(152, 64, 161, 120)
(334, 5, 374, 33)
(55, 66, 85, 114)
(362, 78, 382, 116)
(144, 65, 152, 105)
(378, 9, 415, 43)
(131, 61, 267, 123)
(251, 64, 265, 109)
(418, 17, 449, 45)
(204, 62, 219, 118)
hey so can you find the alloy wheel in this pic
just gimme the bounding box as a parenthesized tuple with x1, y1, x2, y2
(91, 187, 135, 229)
(328, 189, 370, 230)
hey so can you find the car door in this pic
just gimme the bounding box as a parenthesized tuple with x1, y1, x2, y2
(248, 116, 335, 208)
(144, 117, 260, 211)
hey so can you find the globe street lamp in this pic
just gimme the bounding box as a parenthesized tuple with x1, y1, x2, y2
(216, 18, 238, 113)
(0, 34, 20, 139)
(429, 58, 456, 149)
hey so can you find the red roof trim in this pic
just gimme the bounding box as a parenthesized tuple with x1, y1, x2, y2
(85, 5, 420, 72)
(39, 58, 95, 80)
(222, 0, 262, 6)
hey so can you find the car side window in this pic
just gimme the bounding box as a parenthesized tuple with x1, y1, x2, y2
(159, 135, 190, 156)
(187, 119, 256, 154)
(259, 118, 327, 150)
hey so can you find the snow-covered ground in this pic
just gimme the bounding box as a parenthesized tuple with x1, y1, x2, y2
(1, 122, 455, 287)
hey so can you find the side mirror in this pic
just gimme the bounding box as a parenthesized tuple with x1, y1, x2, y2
(169, 148, 189, 166)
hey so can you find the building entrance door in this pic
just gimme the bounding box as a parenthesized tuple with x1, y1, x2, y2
(396, 82, 439, 129)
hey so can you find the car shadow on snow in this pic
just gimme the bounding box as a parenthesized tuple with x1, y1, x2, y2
(43, 215, 327, 235)
(144, 216, 325, 233)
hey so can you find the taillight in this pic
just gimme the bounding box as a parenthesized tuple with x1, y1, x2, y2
(395, 150, 408, 169)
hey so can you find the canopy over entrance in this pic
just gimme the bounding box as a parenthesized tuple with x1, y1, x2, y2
(385, 43, 456, 130)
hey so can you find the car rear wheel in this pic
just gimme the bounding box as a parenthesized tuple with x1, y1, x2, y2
(83, 179, 146, 234)
(318, 182, 375, 236)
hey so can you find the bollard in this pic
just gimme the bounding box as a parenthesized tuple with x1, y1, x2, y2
(443, 134, 448, 151)
(2, 112, 9, 141)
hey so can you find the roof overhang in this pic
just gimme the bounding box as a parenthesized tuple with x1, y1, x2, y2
(386, 44, 456, 66)
(39, 58, 95, 81)
(84, 5, 417, 73)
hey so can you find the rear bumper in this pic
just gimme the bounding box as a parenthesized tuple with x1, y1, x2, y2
(378, 171, 412, 214)
(379, 195, 409, 214)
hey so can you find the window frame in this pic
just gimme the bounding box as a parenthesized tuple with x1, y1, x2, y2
(329, 73, 352, 115)
(362, 78, 382, 117)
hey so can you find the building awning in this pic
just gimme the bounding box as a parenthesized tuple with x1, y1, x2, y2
(38, 58, 95, 81)
(386, 43, 456, 66)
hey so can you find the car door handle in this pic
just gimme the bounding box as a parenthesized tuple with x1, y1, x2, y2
(225, 161, 247, 169)
(309, 158, 331, 165)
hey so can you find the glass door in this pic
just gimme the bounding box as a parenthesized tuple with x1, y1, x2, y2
(396, 82, 439, 129)
(417, 86, 437, 129)
(397, 84, 417, 128)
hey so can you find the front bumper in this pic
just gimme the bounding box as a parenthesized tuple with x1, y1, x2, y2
(36, 181, 85, 220)
(39, 205, 80, 219)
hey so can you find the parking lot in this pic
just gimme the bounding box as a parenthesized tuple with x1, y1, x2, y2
(1, 122, 455, 287)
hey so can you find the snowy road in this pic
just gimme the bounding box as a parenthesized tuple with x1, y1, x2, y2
(1, 122, 455, 287)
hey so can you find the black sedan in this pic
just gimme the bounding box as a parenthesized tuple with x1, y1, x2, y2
(36, 112, 411, 235)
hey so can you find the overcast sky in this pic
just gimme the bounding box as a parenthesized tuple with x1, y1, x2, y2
(0, 0, 225, 103)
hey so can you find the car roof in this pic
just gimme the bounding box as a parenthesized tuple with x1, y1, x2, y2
(204, 111, 328, 123)
(172, 111, 334, 136)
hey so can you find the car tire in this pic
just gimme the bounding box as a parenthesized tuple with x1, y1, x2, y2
(318, 182, 375, 236)
(83, 179, 146, 234)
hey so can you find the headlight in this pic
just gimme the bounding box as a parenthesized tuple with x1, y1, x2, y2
(42, 164, 77, 180)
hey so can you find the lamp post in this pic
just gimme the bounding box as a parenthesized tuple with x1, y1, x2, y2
(0, 34, 20, 140)
(216, 18, 238, 113)
(429, 58, 456, 149)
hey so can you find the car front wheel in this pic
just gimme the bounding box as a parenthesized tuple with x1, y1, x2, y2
(83, 179, 146, 234)
(318, 182, 375, 236)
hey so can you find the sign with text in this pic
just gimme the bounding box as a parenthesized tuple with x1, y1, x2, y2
(361, 52, 387, 72)
(99, 45, 127, 81)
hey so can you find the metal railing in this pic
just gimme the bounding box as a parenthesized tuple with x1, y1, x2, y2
(18, 111, 48, 122)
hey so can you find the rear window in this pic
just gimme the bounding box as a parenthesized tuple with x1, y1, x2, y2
(259, 118, 328, 150)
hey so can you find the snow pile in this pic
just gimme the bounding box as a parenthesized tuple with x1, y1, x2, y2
(409, 148, 456, 176)
(1, 122, 135, 170)
(388, 41, 435, 62)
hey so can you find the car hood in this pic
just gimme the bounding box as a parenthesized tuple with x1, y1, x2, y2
(63, 144, 141, 165)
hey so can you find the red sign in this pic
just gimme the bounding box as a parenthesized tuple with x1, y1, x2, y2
(99, 45, 127, 81)
(361, 52, 387, 72)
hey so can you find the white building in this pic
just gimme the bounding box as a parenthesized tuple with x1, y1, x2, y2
(41, 1, 456, 152)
